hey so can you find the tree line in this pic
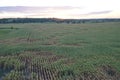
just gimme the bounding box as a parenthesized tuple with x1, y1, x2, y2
(0, 18, 120, 24)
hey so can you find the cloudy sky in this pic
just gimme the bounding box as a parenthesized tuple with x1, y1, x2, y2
(0, 0, 120, 19)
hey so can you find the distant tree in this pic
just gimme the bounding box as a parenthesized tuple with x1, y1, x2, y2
(11, 26, 14, 29)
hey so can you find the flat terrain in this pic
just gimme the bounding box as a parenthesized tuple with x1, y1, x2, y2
(0, 22, 120, 80)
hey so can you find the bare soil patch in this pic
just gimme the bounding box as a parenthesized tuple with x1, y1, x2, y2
(0, 38, 40, 44)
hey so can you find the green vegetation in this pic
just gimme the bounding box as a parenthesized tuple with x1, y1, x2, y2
(0, 22, 120, 80)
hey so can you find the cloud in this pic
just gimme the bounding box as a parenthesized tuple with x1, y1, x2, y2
(0, 6, 82, 13)
(86, 11, 112, 15)
(0, 6, 82, 18)
(68, 11, 112, 16)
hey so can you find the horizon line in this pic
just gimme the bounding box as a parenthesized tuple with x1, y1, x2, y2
(0, 17, 120, 20)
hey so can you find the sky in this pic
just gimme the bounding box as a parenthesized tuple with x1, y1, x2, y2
(0, 0, 120, 19)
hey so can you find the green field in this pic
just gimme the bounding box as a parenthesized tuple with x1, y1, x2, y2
(0, 22, 120, 80)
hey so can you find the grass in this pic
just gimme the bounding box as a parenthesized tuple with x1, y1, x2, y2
(0, 22, 120, 80)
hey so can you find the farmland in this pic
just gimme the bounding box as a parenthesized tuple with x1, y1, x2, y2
(0, 22, 120, 80)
